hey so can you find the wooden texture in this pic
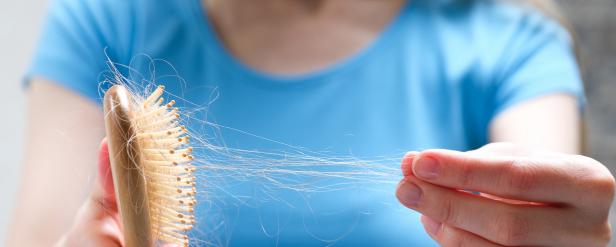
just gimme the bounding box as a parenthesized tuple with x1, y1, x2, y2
(103, 85, 152, 247)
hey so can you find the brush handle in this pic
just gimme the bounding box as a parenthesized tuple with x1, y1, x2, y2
(103, 85, 153, 247)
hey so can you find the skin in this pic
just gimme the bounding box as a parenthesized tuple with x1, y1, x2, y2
(7, 0, 615, 246)
(54, 139, 123, 247)
(397, 141, 614, 246)
(7, 79, 105, 246)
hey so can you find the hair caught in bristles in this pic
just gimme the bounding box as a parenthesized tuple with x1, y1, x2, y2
(131, 85, 196, 246)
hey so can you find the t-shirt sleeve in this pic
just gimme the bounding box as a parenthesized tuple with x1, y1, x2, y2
(488, 7, 584, 118)
(25, 0, 134, 103)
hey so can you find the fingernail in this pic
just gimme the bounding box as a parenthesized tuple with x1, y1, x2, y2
(397, 181, 422, 207)
(414, 156, 440, 180)
(421, 216, 442, 236)
(401, 152, 418, 177)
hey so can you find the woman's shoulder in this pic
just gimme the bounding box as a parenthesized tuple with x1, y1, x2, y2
(45, 0, 194, 34)
(42, 0, 199, 62)
(406, 0, 574, 76)
(29, 0, 197, 102)
(414, 0, 570, 41)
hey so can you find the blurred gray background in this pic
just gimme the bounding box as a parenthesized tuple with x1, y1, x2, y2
(0, 0, 614, 246)
(0, 0, 47, 246)
(563, 1, 616, 246)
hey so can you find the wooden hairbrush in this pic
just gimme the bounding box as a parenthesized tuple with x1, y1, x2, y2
(103, 85, 196, 246)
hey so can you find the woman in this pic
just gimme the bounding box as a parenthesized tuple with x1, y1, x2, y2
(8, 0, 614, 246)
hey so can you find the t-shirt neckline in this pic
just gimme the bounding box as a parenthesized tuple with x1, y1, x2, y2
(189, 0, 413, 85)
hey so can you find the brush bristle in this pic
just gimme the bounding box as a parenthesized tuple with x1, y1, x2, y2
(132, 85, 196, 246)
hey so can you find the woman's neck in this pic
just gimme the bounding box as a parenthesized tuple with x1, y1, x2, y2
(203, 0, 406, 75)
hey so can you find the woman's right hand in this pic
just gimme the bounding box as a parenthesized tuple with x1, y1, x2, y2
(54, 139, 125, 247)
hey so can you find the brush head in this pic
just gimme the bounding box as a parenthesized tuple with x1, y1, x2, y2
(104, 85, 196, 247)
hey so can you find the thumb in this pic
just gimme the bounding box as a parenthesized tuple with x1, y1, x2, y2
(58, 138, 124, 246)
(88, 138, 124, 245)
(95, 138, 117, 208)
(401, 151, 419, 177)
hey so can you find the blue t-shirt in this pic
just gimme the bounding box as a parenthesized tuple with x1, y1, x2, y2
(27, 0, 583, 246)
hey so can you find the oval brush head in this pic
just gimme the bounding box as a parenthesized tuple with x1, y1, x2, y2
(103, 85, 196, 247)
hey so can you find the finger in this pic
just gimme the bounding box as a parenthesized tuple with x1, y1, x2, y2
(469, 142, 537, 156)
(63, 198, 124, 247)
(88, 139, 123, 245)
(95, 138, 116, 205)
(90, 138, 122, 235)
(84, 209, 124, 247)
(401, 151, 418, 177)
(420, 215, 500, 247)
(58, 139, 125, 247)
(407, 149, 609, 206)
(397, 176, 575, 246)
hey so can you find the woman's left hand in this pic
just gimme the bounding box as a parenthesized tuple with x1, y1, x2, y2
(396, 142, 615, 247)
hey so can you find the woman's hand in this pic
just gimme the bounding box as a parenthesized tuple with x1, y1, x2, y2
(54, 139, 181, 247)
(54, 139, 124, 247)
(396, 142, 615, 247)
